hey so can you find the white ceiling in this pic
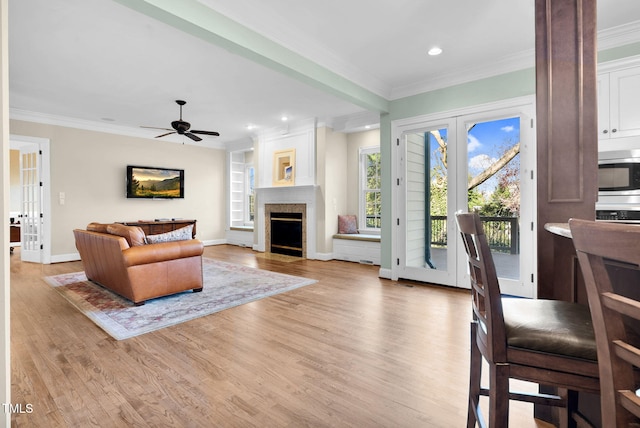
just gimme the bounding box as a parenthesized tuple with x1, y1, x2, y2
(9, 0, 640, 149)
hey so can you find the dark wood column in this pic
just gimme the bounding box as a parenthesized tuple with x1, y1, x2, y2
(535, 0, 600, 424)
(536, 0, 598, 302)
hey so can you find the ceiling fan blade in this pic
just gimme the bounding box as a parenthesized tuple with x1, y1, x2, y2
(185, 133, 202, 142)
(141, 126, 174, 131)
(145, 101, 216, 142)
(155, 131, 176, 138)
(191, 130, 220, 137)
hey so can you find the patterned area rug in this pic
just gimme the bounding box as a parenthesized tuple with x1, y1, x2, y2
(45, 258, 316, 340)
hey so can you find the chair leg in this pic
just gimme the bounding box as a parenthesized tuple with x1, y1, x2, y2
(488, 361, 510, 428)
(468, 321, 482, 428)
(562, 389, 578, 428)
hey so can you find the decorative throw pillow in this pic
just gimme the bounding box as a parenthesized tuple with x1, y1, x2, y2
(145, 224, 193, 244)
(338, 215, 358, 234)
(106, 224, 146, 247)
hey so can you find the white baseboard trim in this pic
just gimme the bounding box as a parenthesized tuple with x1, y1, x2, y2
(378, 268, 393, 279)
(202, 239, 226, 246)
(51, 252, 81, 264)
(314, 252, 333, 261)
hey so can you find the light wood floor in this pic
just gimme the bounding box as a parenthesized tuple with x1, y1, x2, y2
(10, 245, 553, 427)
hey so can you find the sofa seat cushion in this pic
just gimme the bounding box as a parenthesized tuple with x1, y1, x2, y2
(145, 224, 193, 244)
(123, 239, 203, 266)
(106, 223, 146, 247)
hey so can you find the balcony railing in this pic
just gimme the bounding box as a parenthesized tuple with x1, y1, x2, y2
(431, 215, 520, 254)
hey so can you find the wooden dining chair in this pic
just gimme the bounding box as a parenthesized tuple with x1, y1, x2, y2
(456, 212, 600, 428)
(570, 218, 640, 427)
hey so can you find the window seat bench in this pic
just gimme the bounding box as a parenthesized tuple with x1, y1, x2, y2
(227, 226, 254, 248)
(332, 233, 381, 265)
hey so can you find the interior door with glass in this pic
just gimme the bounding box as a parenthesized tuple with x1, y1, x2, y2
(20, 143, 43, 263)
(397, 118, 458, 287)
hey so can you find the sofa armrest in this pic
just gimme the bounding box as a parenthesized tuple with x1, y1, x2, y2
(122, 239, 204, 267)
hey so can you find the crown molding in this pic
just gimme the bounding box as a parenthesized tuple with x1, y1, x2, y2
(389, 49, 535, 100)
(389, 21, 640, 100)
(10, 109, 226, 149)
(598, 21, 640, 51)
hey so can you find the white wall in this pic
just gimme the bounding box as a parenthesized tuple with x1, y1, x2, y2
(346, 129, 380, 223)
(317, 126, 347, 253)
(1, 0, 10, 424)
(10, 120, 227, 257)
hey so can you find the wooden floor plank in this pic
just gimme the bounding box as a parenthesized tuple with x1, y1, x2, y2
(10, 244, 552, 427)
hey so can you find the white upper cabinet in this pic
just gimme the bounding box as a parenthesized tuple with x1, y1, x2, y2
(598, 65, 640, 141)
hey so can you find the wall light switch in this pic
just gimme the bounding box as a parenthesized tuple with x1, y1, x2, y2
(59, 192, 65, 205)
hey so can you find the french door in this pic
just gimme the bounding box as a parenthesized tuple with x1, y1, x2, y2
(10, 135, 50, 263)
(19, 143, 43, 263)
(393, 100, 536, 297)
(396, 118, 458, 287)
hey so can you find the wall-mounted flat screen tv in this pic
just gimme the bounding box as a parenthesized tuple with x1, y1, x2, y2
(126, 165, 184, 199)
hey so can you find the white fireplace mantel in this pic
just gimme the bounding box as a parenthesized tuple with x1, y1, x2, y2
(255, 185, 318, 259)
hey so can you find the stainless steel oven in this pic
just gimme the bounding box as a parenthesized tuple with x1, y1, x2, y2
(598, 150, 640, 194)
(595, 207, 640, 222)
(597, 149, 640, 221)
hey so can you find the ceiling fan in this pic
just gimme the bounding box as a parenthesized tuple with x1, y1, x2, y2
(142, 100, 220, 142)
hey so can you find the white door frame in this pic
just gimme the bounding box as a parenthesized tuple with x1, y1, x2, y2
(390, 96, 537, 296)
(9, 135, 51, 264)
(395, 118, 458, 287)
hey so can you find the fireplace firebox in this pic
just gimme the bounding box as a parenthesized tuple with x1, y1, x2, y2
(264, 203, 307, 258)
(270, 212, 303, 257)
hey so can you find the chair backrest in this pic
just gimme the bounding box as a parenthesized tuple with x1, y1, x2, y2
(570, 218, 640, 426)
(456, 212, 507, 363)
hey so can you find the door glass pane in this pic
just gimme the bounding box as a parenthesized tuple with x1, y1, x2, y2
(21, 150, 41, 253)
(405, 128, 448, 271)
(364, 152, 381, 228)
(466, 117, 521, 280)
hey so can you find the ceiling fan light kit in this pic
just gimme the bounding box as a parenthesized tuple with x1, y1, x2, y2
(142, 100, 220, 142)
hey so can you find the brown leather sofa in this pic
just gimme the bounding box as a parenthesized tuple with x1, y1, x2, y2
(73, 222, 204, 305)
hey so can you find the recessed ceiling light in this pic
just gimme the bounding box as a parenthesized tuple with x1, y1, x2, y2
(281, 116, 288, 122)
(428, 47, 443, 56)
(246, 124, 256, 130)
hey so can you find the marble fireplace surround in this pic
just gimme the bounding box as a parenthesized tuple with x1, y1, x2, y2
(255, 185, 318, 259)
